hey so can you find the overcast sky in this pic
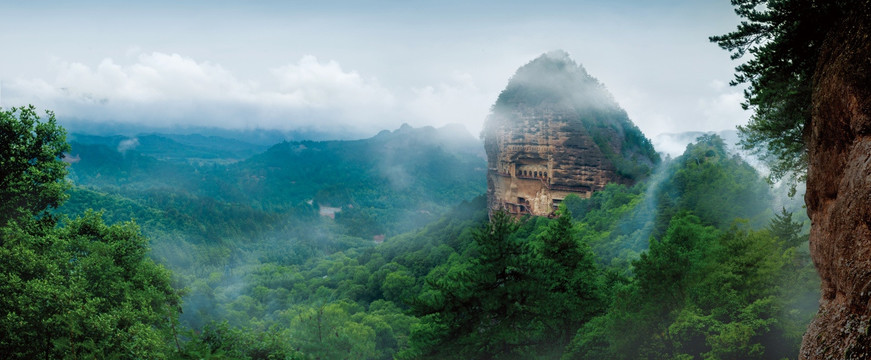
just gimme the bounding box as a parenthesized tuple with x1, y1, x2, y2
(0, 0, 748, 140)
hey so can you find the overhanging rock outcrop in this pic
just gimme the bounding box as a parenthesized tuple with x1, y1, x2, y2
(800, 4, 871, 359)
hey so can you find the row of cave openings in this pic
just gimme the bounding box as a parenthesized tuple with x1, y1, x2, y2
(497, 161, 550, 181)
(518, 170, 548, 179)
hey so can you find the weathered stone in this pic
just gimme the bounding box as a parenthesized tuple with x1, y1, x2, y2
(800, 5, 871, 359)
(484, 51, 657, 216)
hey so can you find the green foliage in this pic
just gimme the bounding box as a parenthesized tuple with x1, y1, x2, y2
(563, 183, 648, 269)
(404, 209, 606, 359)
(179, 321, 302, 360)
(405, 211, 534, 359)
(0, 106, 182, 358)
(560, 134, 772, 270)
(55, 124, 486, 352)
(231, 126, 485, 225)
(564, 213, 817, 360)
(0, 105, 70, 225)
(663, 135, 771, 228)
(47, 116, 819, 359)
(172, 196, 487, 360)
(66, 125, 485, 238)
(0, 212, 181, 359)
(767, 207, 805, 248)
(531, 207, 605, 348)
(710, 0, 854, 189)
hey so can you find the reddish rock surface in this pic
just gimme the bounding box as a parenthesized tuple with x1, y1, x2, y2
(801, 7, 871, 359)
(485, 108, 629, 216)
(484, 51, 657, 216)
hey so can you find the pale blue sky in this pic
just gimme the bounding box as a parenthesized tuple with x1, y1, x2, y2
(0, 0, 747, 140)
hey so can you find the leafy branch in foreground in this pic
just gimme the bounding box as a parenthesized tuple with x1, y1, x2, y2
(710, 0, 848, 193)
(0, 105, 70, 224)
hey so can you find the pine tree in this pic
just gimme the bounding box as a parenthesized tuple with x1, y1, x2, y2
(710, 0, 858, 191)
(767, 207, 805, 247)
(532, 207, 603, 352)
(406, 211, 544, 359)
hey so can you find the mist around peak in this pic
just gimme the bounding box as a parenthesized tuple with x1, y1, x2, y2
(485, 50, 659, 184)
(493, 50, 617, 113)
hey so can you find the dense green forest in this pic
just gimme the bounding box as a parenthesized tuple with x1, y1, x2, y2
(58, 122, 487, 332)
(1, 104, 817, 359)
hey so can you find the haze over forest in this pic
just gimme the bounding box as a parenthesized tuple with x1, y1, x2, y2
(4, 0, 859, 359)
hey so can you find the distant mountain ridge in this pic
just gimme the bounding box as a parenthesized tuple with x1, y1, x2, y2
(69, 133, 269, 163)
(68, 122, 480, 162)
(236, 123, 484, 216)
(60, 117, 474, 146)
(65, 123, 486, 238)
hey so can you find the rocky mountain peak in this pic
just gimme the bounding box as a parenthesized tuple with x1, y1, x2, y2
(494, 50, 614, 114)
(484, 51, 658, 217)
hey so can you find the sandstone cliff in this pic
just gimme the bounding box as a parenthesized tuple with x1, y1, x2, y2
(483, 51, 658, 216)
(801, 5, 871, 359)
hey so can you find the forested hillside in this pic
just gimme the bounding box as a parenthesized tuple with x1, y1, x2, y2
(5, 0, 853, 358)
(65, 123, 485, 237)
(1, 107, 181, 358)
(1, 100, 819, 359)
(55, 123, 487, 338)
(152, 132, 812, 359)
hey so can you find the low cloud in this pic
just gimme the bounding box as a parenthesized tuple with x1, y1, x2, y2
(612, 79, 747, 140)
(13, 53, 248, 108)
(3, 50, 743, 141)
(4, 52, 417, 136)
(697, 80, 746, 132)
(271, 56, 394, 109)
(117, 137, 140, 153)
(407, 72, 491, 136)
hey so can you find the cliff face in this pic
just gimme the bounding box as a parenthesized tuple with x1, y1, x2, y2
(801, 7, 871, 359)
(484, 51, 657, 216)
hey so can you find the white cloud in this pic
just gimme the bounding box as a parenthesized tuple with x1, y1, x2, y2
(2, 49, 750, 141)
(5, 52, 398, 134)
(0, 1, 749, 141)
(117, 137, 139, 153)
(697, 81, 747, 131)
(47, 53, 248, 103)
(406, 72, 492, 135)
(271, 55, 394, 109)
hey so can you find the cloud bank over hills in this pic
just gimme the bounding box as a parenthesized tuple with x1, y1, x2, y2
(1, 1, 749, 140)
(4, 51, 493, 138)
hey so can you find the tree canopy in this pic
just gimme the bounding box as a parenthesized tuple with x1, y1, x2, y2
(0, 106, 181, 358)
(1, 100, 820, 358)
(710, 0, 851, 191)
(0, 105, 70, 225)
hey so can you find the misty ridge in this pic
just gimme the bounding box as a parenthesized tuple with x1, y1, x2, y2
(3, 45, 817, 359)
(493, 50, 621, 114)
